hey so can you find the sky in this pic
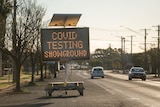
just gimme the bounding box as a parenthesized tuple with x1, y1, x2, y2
(37, 0, 160, 53)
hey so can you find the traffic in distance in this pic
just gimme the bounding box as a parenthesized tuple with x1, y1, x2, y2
(128, 67, 146, 81)
(90, 66, 147, 81)
(91, 66, 105, 79)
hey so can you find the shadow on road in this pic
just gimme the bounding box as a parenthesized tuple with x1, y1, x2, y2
(38, 95, 80, 99)
(0, 103, 53, 107)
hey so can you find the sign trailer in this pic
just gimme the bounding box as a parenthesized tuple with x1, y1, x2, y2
(42, 14, 89, 96)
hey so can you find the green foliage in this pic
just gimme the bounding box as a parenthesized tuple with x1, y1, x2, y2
(90, 44, 160, 73)
(132, 53, 144, 67)
(147, 48, 159, 74)
(88, 59, 103, 67)
(90, 47, 121, 70)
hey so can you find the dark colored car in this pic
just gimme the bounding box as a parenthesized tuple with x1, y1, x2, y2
(128, 67, 146, 81)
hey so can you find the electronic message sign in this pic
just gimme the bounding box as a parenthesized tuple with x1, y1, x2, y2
(41, 27, 90, 61)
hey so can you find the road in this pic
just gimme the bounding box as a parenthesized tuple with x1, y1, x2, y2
(0, 70, 160, 107)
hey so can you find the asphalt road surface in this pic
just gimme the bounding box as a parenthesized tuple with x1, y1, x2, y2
(0, 70, 160, 107)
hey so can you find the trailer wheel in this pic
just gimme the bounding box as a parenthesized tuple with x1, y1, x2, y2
(48, 92, 52, 96)
(78, 89, 84, 96)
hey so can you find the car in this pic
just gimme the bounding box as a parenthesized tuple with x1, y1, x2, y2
(91, 66, 104, 79)
(128, 67, 146, 81)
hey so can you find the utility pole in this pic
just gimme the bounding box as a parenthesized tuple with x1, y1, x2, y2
(158, 25, 160, 77)
(144, 29, 147, 70)
(121, 37, 125, 72)
(121, 37, 125, 54)
(153, 25, 160, 77)
(141, 29, 150, 70)
(129, 35, 136, 56)
(123, 37, 125, 54)
(131, 36, 133, 55)
(129, 35, 136, 65)
(121, 36, 123, 71)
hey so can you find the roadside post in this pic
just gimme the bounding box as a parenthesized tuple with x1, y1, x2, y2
(41, 14, 90, 96)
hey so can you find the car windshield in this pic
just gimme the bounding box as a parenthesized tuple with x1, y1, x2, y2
(94, 68, 102, 71)
(131, 68, 144, 72)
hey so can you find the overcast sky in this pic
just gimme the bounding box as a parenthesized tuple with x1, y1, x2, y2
(38, 0, 160, 53)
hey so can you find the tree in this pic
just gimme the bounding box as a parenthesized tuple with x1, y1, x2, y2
(148, 48, 159, 76)
(1, 0, 45, 92)
(91, 47, 121, 70)
(0, 0, 12, 76)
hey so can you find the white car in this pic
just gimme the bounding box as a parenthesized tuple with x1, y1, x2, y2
(91, 66, 104, 79)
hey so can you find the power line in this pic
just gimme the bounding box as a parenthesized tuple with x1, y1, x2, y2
(120, 26, 143, 35)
